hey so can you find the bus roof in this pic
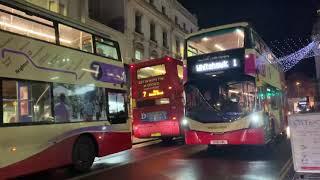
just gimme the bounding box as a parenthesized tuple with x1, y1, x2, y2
(131, 56, 182, 67)
(1, 0, 119, 42)
(186, 22, 250, 39)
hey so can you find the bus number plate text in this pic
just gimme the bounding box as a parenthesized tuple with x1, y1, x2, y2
(210, 140, 228, 145)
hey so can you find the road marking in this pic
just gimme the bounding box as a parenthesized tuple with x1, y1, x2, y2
(279, 158, 293, 180)
(71, 145, 187, 180)
(133, 139, 162, 148)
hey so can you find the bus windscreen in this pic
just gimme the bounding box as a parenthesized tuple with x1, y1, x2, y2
(185, 80, 256, 123)
(187, 28, 245, 57)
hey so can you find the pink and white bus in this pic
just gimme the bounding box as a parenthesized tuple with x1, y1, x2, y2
(0, 1, 131, 178)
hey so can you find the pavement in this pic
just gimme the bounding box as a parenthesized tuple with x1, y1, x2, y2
(19, 137, 294, 180)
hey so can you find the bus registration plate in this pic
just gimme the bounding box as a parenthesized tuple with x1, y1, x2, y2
(210, 140, 228, 145)
(142, 111, 167, 122)
(151, 133, 161, 137)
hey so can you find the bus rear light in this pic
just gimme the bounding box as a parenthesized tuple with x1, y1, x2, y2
(168, 86, 172, 90)
(173, 117, 177, 120)
(166, 57, 172, 61)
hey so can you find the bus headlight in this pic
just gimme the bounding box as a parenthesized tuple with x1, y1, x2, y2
(182, 119, 188, 126)
(249, 114, 261, 128)
(251, 114, 259, 124)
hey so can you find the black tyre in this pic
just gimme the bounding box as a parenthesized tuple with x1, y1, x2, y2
(72, 135, 96, 172)
(161, 137, 174, 143)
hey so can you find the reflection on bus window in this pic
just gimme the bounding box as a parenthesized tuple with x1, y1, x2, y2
(187, 28, 245, 57)
(185, 80, 255, 123)
(137, 64, 166, 79)
(108, 91, 127, 124)
(58, 24, 93, 52)
(0, 8, 55, 43)
(2, 80, 52, 124)
(53, 83, 107, 122)
(95, 37, 120, 60)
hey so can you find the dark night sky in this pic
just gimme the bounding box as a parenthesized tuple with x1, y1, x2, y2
(178, 0, 318, 78)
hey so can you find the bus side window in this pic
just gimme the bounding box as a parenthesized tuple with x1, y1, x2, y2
(106, 90, 128, 124)
(95, 37, 120, 61)
(58, 24, 93, 53)
(52, 83, 108, 122)
(2, 80, 53, 124)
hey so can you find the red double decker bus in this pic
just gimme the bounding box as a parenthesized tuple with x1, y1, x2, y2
(130, 56, 184, 142)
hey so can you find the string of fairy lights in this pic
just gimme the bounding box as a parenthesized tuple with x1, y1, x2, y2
(267, 34, 320, 72)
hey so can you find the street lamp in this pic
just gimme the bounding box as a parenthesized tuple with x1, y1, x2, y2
(296, 81, 301, 97)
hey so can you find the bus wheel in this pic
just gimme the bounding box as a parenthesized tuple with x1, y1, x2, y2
(161, 137, 173, 143)
(72, 135, 96, 172)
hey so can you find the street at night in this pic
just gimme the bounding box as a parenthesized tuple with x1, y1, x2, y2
(19, 138, 293, 180)
(1, 0, 320, 179)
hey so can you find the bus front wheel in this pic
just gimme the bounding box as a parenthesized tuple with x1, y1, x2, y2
(72, 135, 96, 172)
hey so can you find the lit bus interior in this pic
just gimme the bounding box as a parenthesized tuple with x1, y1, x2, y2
(185, 75, 256, 123)
(187, 28, 245, 57)
(0, 4, 119, 60)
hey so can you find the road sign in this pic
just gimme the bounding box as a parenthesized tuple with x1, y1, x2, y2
(289, 113, 320, 173)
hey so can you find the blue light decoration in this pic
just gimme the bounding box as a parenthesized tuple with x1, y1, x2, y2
(277, 41, 317, 72)
(266, 35, 320, 72)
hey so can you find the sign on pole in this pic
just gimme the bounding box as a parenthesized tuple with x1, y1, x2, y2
(289, 113, 320, 173)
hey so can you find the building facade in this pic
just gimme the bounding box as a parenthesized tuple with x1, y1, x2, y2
(87, 0, 199, 63)
(21, 0, 198, 64)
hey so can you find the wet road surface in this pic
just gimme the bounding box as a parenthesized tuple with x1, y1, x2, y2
(19, 138, 293, 180)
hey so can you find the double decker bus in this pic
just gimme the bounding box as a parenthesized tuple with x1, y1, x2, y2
(130, 57, 184, 142)
(183, 22, 287, 146)
(0, 1, 131, 178)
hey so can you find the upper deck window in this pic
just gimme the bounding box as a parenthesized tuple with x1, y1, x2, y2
(137, 64, 166, 79)
(187, 28, 245, 57)
(0, 4, 55, 43)
(58, 24, 93, 52)
(95, 37, 120, 61)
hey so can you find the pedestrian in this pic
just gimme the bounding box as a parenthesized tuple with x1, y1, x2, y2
(54, 93, 71, 122)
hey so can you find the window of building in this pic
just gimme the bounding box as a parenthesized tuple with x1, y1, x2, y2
(2, 80, 52, 124)
(107, 91, 128, 124)
(176, 38, 181, 55)
(162, 30, 168, 48)
(135, 49, 143, 60)
(150, 50, 158, 59)
(150, 22, 156, 42)
(175, 16, 178, 25)
(137, 64, 166, 79)
(135, 12, 142, 34)
(0, 5, 55, 43)
(58, 24, 93, 52)
(162, 6, 166, 15)
(183, 23, 186, 30)
(95, 37, 120, 61)
(177, 65, 183, 80)
(149, 0, 155, 6)
(48, 1, 66, 16)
